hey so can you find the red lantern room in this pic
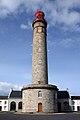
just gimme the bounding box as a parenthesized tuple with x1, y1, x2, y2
(32, 10, 47, 28)
(35, 11, 45, 20)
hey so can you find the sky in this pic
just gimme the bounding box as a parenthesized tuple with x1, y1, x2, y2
(0, 0, 80, 96)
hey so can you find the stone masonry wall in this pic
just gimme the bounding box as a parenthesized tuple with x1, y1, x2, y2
(22, 87, 57, 113)
(32, 21, 48, 84)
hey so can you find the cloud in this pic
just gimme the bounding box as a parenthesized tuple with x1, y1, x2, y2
(20, 24, 29, 30)
(45, 0, 80, 30)
(0, 0, 44, 18)
(59, 38, 75, 48)
(46, 0, 80, 31)
(48, 38, 76, 48)
(20, 22, 31, 30)
(0, 0, 80, 31)
(0, 0, 22, 17)
(0, 82, 22, 95)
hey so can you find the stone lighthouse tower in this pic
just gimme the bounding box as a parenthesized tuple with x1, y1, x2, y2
(22, 11, 58, 113)
(32, 11, 48, 85)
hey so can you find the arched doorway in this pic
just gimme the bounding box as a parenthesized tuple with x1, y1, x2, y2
(10, 101, 16, 111)
(63, 102, 69, 112)
(38, 103, 42, 112)
(58, 102, 61, 112)
(18, 102, 22, 109)
(77, 106, 80, 111)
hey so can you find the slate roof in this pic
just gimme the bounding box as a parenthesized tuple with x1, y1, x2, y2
(57, 91, 69, 99)
(0, 96, 8, 99)
(9, 90, 22, 98)
(71, 96, 80, 100)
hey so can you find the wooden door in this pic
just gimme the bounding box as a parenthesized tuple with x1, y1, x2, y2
(38, 103, 42, 112)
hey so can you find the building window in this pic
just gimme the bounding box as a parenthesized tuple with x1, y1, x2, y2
(77, 106, 80, 111)
(38, 39, 42, 43)
(73, 106, 75, 111)
(35, 27, 38, 33)
(38, 27, 42, 33)
(0, 101, 2, 104)
(72, 101, 75, 105)
(18, 102, 22, 109)
(38, 91, 42, 98)
(42, 27, 46, 33)
(38, 47, 42, 53)
(54, 93, 57, 100)
(4, 106, 6, 110)
(4, 101, 7, 104)
(54, 93, 57, 99)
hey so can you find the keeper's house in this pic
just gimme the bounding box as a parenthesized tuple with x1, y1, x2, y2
(71, 96, 80, 112)
(0, 96, 8, 111)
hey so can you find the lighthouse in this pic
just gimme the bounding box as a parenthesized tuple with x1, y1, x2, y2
(32, 11, 48, 85)
(22, 11, 58, 113)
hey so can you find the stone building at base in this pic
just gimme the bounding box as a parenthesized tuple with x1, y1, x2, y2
(22, 84, 58, 113)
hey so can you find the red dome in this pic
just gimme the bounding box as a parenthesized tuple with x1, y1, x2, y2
(35, 11, 45, 19)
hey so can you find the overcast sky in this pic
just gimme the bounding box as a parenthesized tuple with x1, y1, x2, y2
(0, 0, 80, 96)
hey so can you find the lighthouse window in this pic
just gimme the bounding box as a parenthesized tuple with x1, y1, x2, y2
(38, 39, 42, 43)
(42, 27, 46, 33)
(38, 91, 42, 98)
(38, 60, 42, 64)
(38, 27, 42, 32)
(38, 47, 42, 52)
(35, 27, 38, 33)
(4, 101, 7, 104)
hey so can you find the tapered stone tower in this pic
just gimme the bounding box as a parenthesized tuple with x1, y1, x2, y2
(32, 11, 48, 85)
(22, 11, 58, 113)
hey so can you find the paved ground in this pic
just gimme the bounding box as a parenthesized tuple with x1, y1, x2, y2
(0, 112, 80, 120)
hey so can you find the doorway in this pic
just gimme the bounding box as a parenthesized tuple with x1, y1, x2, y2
(58, 102, 61, 112)
(0, 106, 2, 111)
(63, 102, 69, 112)
(77, 106, 80, 111)
(10, 101, 16, 111)
(38, 103, 42, 112)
